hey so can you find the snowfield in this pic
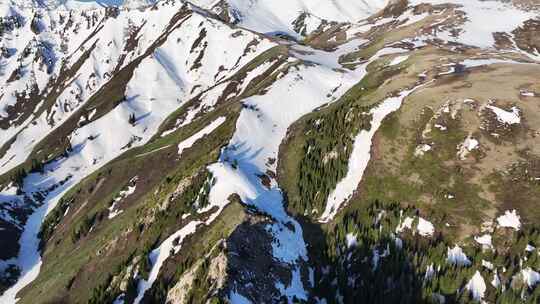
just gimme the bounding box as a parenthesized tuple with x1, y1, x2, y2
(409, 0, 539, 49)
(191, 0, 389, 37)
(0, 1, 182, 175)
(1, 0, 540, 302)
(0, 2, 276, 301)
(130, 4, 399, 300)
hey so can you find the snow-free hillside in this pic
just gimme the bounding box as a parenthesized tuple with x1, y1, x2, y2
(1, 0, 540, 303)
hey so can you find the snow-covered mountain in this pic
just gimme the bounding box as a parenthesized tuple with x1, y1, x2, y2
(3, 0, 155, 10)
(0, 0, 539, 303)
(190, 0, 390, 36)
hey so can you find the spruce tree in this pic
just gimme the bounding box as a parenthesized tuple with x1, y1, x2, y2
(128, 113, 136, 125)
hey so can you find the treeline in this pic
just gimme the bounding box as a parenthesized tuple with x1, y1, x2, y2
(38, 196, 72, 251)
(87, 254, 138, 304)
(87, 169, 215, 304)
(312, 200, 540, 303)
(295, 102, 373, 217)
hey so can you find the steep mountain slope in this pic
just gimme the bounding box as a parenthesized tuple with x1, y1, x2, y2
(190, 0, 389, 37)
(0, 0, 539, 303)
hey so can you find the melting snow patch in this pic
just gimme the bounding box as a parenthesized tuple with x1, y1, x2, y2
(108, 206, 123, 220)
(491, 271, 501, 288)
(321, 86, 421, 222)
(396, 216, 434, 237)
(346, 233, 357, 249)
(229, 290, 252, 304)
(466, 271, 486, 301)
(177, 117, 226, 156)
(425, 264, 436, 280)
(497, 210, 521, 230)
(275, 268, 308, 302)
(372, 245, 390, 271)
(134, 220, 201, 304)
(396, 216, 414, 233)
(464, 137, 479, 151)
(108, 176, 138, 219)
(486, 105, 521, 125)
(474, 234, 492, 250)
(457, 135, 478, 160)
(482, 260, 494, 270)
(434, 124, 447, 131)
(414, 144, 432, 157)
(388, 55, 408, 66)
(520, 268, 540, 288)
(520, 90, 535, 97)
(407, 0, 537, 48)
(417, 218, 435, 237)
(266, 222, 308, 264)
(447, 245, 471, 266)
(462, 58, 518, 68)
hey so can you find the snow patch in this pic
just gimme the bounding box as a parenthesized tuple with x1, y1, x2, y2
(409, 0, 537, 48)
(396, 216, 434, 237)
(447, 245, 471, 266)
(229, 290, 252, 304)
(321, 85, 421, 222)
(466, 271, 486, 301)
(486, 105, 521, 125)
(414, 144, 432, 157)
(134, 219, 201, 304)
(520, 91, 535, 97)
(496, 210, 521, 230)
(481, 260, 494, 270)
(177, 117, 227, 156)
(491, 271, 501, 288)
(474, 234, 492, 250)
(275, 268, 308, 302)
(346, 233, 357, 249)
(108, 177, 138, 219)
(388, 55, 408, 66)
(520, 268, 540, 288)
(417, 218, 435, 237)
(457, 135, 479, 160)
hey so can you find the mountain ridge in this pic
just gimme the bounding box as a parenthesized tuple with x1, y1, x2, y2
(0, 0, 539, 303)
(3, 0, 156, 10)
